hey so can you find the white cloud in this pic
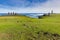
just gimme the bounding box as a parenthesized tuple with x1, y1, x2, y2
(0, 0, 60, 13)
(41, 0, 60, 13)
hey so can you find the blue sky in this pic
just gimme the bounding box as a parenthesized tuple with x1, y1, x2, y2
(0, 0, 47, 7)
(0, 0, 60, 13)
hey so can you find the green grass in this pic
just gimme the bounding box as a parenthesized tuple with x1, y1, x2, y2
(0, 14, 60, 40)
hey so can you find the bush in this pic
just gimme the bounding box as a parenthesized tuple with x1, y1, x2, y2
(38, 16, 43, 19)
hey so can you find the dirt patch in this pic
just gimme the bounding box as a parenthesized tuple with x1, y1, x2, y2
(0, 31, 60, 40)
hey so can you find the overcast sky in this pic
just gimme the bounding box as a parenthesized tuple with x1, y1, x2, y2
(0, 0, 60, 13)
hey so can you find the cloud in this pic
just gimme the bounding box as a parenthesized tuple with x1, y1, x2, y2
(0, 0, 48, 7)
(41, 0, 60, 13)
(0, 0, 48, 13)
(0, 0, 60, 13)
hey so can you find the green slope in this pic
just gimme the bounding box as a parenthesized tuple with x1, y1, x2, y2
(0, 14, 60, 40)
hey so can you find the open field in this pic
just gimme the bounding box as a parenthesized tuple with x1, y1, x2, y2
(0, 14, 60, 40)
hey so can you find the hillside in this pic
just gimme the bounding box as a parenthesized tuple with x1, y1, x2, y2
(0, 14, 60, 40)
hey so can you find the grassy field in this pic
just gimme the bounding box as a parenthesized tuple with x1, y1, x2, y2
(0, 14, 60, 40)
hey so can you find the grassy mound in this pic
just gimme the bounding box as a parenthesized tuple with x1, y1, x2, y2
(0, 14, 60, 40)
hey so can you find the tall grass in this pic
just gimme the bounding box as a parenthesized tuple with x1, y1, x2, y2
(0, 14, 60, 40)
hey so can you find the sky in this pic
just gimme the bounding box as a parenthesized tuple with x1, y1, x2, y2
(0, 0, 60, 13)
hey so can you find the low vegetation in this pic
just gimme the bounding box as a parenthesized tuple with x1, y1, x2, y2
(0, 14, 60, 40)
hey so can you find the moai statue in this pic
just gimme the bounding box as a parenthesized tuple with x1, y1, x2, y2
(11, 12, 12, 15)
(51, 10, 53, 14)
(48, 13, 50, 16)
(13, 12, 15, 15)
(8, 12, 9, 15)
